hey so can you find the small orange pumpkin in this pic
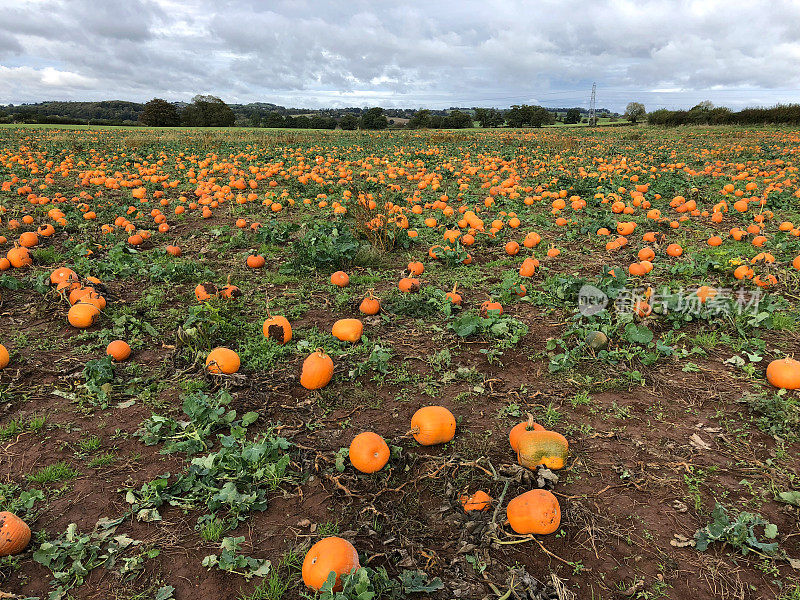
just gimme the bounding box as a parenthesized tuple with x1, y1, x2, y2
(349, 432, 390, 473)
(359, 291, 380, 315)
(410, 406, 456, 446)
(331, 271, 349, 287)
(460, 490, 492, 512)
(106, 340, 132, 361)
(206, 347, 240, 374)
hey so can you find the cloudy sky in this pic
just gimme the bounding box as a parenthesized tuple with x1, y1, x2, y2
(1, 0, 800, 112)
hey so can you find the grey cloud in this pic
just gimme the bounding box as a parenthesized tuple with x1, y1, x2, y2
(0, 0, 799, 111)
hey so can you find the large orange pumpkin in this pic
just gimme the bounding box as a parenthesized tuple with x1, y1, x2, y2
(302, 537, 359, 591)
(506, 489, 561, 535)
(410, 406, 456, 445)
(67, 303, 99, 328)
(0, 512, 31, 556)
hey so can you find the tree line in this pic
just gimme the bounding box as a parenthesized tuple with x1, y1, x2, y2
(647, 102, 800, 126)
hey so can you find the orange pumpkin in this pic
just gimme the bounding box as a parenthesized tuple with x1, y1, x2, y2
(300, 349, 334, 390)
(506, 489, 561, 535)
(0, 344, 9, 369)
(195, 282, 218, 301)
(445, 283, 462, 305)
(331, 271, 350, 287)
(349, 432, 390, 473)
(106, 340, 132, 361)
(7, 246, 31, 268)
(332, 318, 363, 343)
(0, 512, 31, 556)
(460, 490, 492, 512)
(766, 357, 800, 390)
(246, 254, 265, 269)
(398, 277, 420, 293)
(480, 300, 502, 317)
(407, 261, 424, 276)
(302, 537, 359, 592)
(410, 406, 456, 445)
(67, 303, 99, 328)
(205, 347, 240, 374)
(263, 315, 292, 344)
(359, 292, 380, 315)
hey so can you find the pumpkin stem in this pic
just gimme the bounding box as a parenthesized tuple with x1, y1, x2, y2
(451, 282, 458, 294)
(526, 413, 536, 431)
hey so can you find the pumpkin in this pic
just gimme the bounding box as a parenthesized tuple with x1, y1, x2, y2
(0, 344, 9, 369)
(0, 512, 31, 557)
(67, 303, 99, 328)
(302, 537, 359, 592)
(219, 284, 241, 299)
(332, 319, 363, 343)
(50, 267, 77, 286)
(509, 414, 545, 452)
(349, 432, 390, 473)
(301, 349, 334, 390)
(666, 243, 683, 257)
(517, 429, 569, 470)
(410, 406, 456, 445)
(585, 330, 608, 350)
(18, 231, 39, 248)
(106, 340, 131, 361)
(480, 300, 502, 317)
(195, 282, 217, 301)
(166, 245, 182, 257)
(407, 261, 424, 276)
(331, 271, 349, 287)
(445, 283, 462, 305)
(507, 489, 561, 535)
(246, 254, 265, 268)
(766, 357, 800, 390)
(0, 258, 9, 271)
(505, 241, 520, 256)
(398, 277, 420, 293)
(7, 246, 31, 268)
(460, 490, 492, 512)
(263, 315, 292, 344)
(205, 347, 240, 374)
(359, 291, 380, 315)
(519, 258, 537, 277)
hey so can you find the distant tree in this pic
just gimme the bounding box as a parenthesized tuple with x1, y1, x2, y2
(181, 95, 235, 127)
(140, 99, 181, 126)
(624, 102, 646, 123)
(339, 114, 359, 130)
(505, 105, 528, 128)
(564, 108, 581, 125)
(428, 114, 445, 128)
(408, 109, 431, 129)
(475, 108, 503, 127)
(293, 115, 311, 129)
(263, 112, 286, 128)
(360, 107, 388, 130)
(446, 110, 473, 129)
(531, 106, 555, 127)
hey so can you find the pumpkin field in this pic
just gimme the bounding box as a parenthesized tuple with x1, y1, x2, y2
(1, 124, 800, 600)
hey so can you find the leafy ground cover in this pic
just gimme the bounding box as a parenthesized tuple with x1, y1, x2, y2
(0, 125, 799, 599)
